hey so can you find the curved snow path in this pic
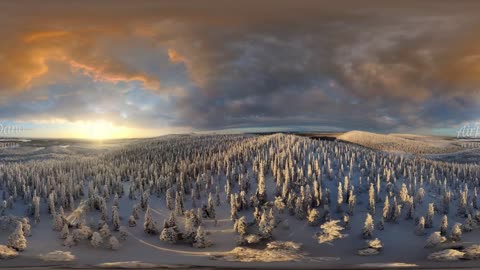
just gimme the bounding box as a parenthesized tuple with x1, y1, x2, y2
(148, 208, 168, 216)
(127, 229, 226, 256)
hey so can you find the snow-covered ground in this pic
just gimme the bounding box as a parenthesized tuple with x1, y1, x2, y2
(1, 133, 480, 268)
(0, 138, 134, 162)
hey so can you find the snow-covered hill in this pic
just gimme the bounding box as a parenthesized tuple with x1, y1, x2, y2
(338, 130, 462, 154)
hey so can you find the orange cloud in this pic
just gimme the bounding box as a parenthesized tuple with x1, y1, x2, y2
(68, 59, 160, 89)
(0, 28, 161, 93)
(168, 48, 188, 64)
(0, 43, 67, 92)
(24, 31, 70, 43)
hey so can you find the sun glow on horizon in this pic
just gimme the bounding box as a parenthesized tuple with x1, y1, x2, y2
(67, 120, 133, 140)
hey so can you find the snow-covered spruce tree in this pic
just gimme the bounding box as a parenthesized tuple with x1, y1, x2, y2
(21, 218, 31, 237)
(392, 199, 401, 223)
(48, 193, 56, 217)
(159, 226, 178, 244)
(368, 183, 375, 215)
(343, 176, 349, 203)
(193, 225, 209, 248)
(399, 183, 409, 203)
(440, 215, 448, 236)
(425, 203, 434, 229)
(416, 216, 426, 236)
(208, 193, 216, 219)
(197, 208, 203, 224)
(256, 164, 267, 204)
(119, 226, 129, 240)
(366, 238, 383, 251)
(305, 184, 313, 208)
(225, 180, 231, 201)
(442, 190, 451, 214)
(128, 182, 137, 200)
(425, 231, 446, 248)
(295, 197, 305, 219)
(112, 205, 120, 231)
(348, 192, 356, 216)
(174, 191, 184, 216)
(376, 175, 382, 203)
(240, 191, 248, 210)
(230, 196, 238, 221)
(382, 196, 390, 221)
(72, 224, 93, 241)
(404, 196, 414, 220)
(128, 215, 136, 227)
(108, 235, 121, 250)
(33, 195, 40, 224)
(113, 193, 119, 207)
(253, 206, 261, 224)
(249, 189, 259, 208)
(131, 204, 140, 220)
(307, 208, 320, 226)
(313, 180, 322, 207)
(100, 198, 108, 221)
(285, 193, 295, 215)
(165, 212, 177, 228)
(140, 190, 149, 210)
(268, 208, 276, 228)
(450, 223, 462, 242)
(103, 185, 110, 201)
(128, 185, 136, 200)
(234, 216, 247, 236)
(343, 214, 350, 230)
(274, 196, 286, 214)
(143, 207, 159, 235)
(473, 187, 478, 210)
(463, 214, 475, 232)
(259, 211, 273, 240)
(7, 222, 27, 251)
(60, 223, 69, 239)
(362, 213, 374, 239)
(91, 231, 103, 248)
(458, 190, 468, 217)
(99, 224, 111, 239)
(282, 168, 290, 199)
(317, 220, 346, 244)
(52, 213, 64, 231)
(183, 213, 197, 242)
(415, 187, 425, 204)
(190, 209, 201, 227)
(336, 182, 343, 213)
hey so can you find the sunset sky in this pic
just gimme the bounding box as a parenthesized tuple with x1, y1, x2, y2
(1, 0, 480, 138)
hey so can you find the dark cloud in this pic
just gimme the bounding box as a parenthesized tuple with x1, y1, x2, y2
(1, 0, 480, 133)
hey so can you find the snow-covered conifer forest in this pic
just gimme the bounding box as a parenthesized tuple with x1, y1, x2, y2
(2, 133, 480, 267)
